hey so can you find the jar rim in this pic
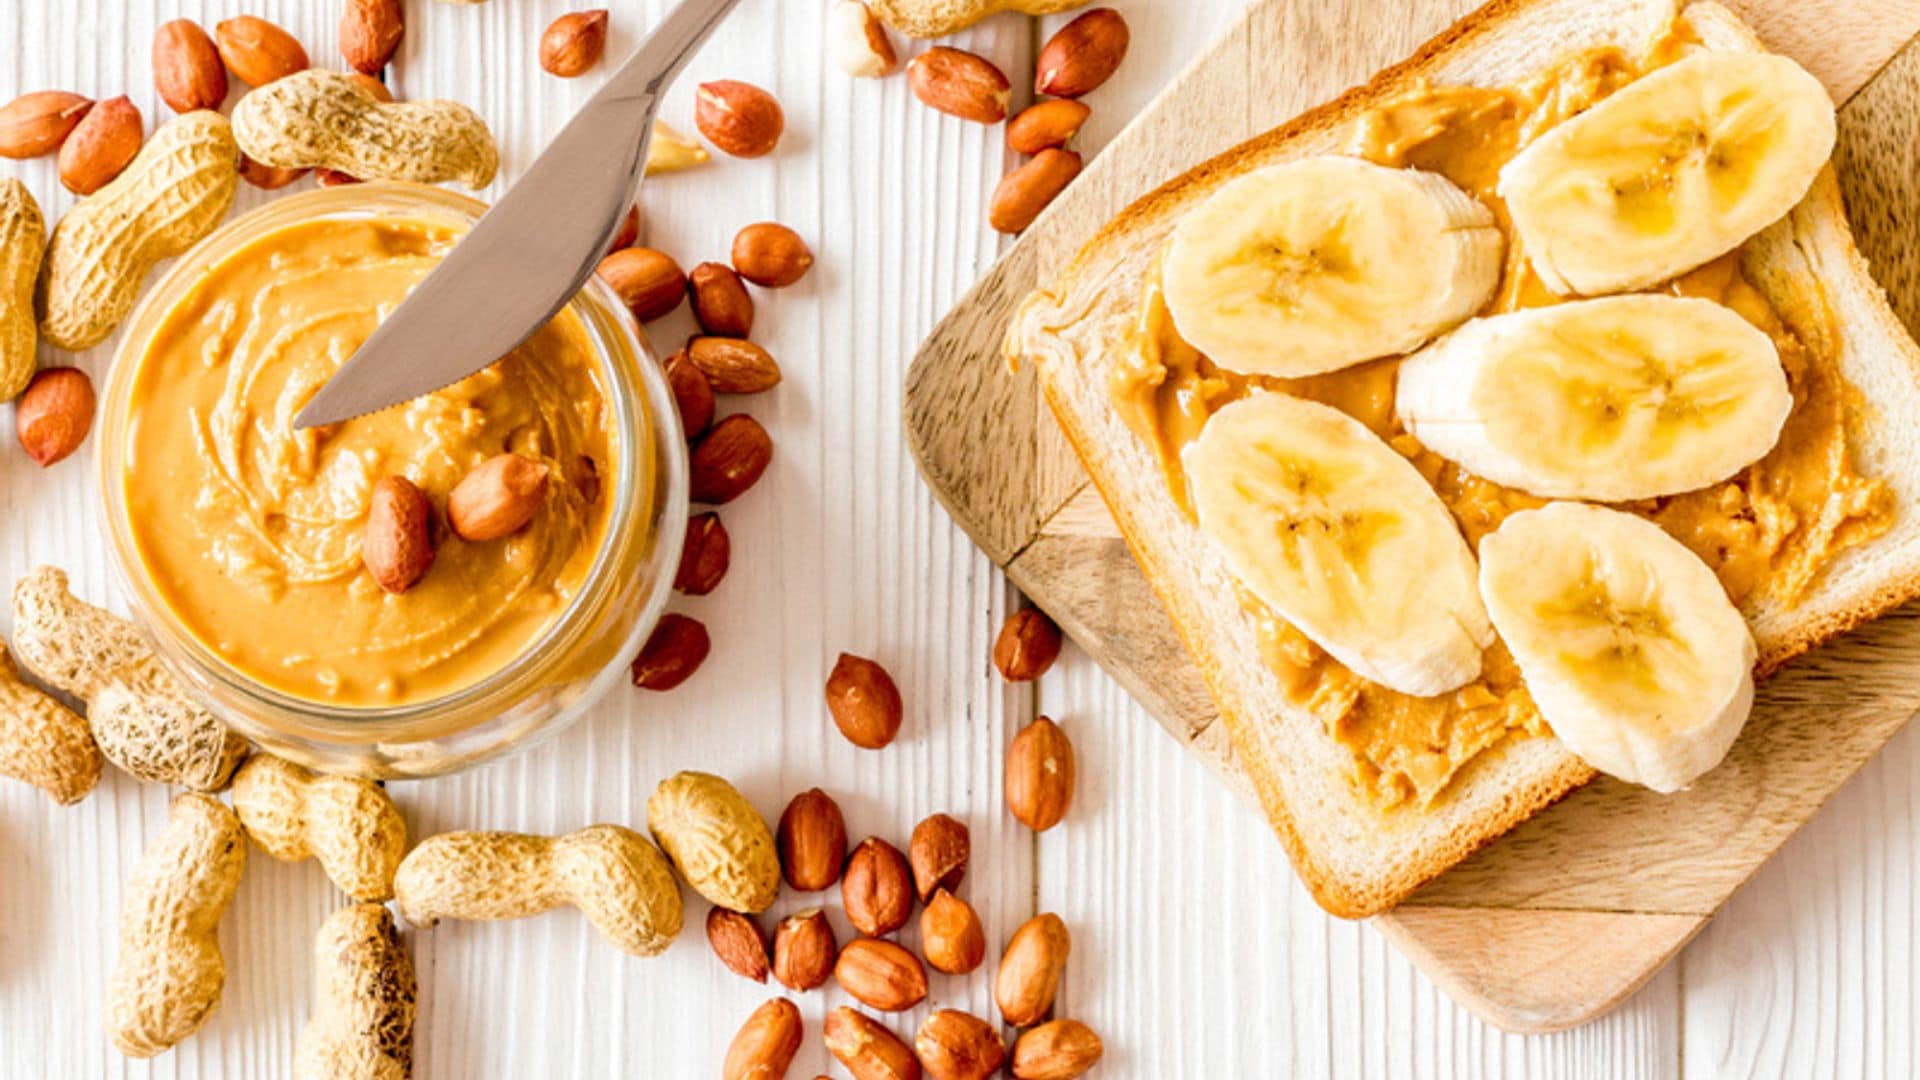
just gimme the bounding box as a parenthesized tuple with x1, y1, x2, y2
(96, 182, 687, 766)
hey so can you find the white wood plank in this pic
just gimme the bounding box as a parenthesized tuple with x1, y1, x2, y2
(1678, 719, 1920, 1078)
(1035, 654, 1683, 1078)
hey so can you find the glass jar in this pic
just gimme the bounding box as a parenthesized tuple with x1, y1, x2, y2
(97, 184, 687, 778)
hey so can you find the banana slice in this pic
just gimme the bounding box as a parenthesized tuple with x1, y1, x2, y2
(1499, 51, 1835, 296)
(1184, 392, 1492, 697)
(1396, 295, 1791, 500)
(1161, 156, 1502, 378)
(1479, 502, 1756, 792)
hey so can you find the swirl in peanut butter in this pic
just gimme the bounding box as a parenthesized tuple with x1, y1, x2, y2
(123, 216, 616, 706)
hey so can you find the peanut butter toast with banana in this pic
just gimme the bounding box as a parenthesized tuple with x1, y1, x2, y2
(1009, 0, 1920, 917)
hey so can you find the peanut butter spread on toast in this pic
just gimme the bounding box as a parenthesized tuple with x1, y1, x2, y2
(1110, 25, 1892, 809)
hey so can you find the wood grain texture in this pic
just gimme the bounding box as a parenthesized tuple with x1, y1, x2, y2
(0, 0, 1914, 1074)
(908, 0, 1920, 1038)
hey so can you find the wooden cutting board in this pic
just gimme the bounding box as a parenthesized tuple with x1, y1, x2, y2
(904, 0, 1920, 1033)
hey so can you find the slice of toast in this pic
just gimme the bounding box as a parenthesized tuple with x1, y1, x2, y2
(1008, 0, 1920, 918)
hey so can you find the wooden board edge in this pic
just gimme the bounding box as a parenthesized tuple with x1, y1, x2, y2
(1372, 906, 1706, 1033)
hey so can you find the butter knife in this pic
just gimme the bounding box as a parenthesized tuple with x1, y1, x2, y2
(294, 0, 742, 429)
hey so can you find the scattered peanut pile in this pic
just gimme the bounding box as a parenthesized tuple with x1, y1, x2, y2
(0, 3, 1113, 1076)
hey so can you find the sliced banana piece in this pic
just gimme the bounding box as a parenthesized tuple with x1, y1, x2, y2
(1499, 50, 1835, 296)
(1184, 392, 1492, 697)
(1479, 502, 1755, 792)
(1396, 294, 1792, 501)
(1161, 156, 1502, 378)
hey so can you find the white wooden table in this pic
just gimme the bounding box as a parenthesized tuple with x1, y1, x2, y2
(1, 2, 1914, 1076)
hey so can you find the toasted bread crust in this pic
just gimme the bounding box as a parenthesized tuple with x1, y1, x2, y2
(1011, 0, 1920, 917)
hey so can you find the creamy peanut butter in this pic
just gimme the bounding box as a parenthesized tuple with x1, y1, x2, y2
(1112, 29, 1893, 808)
(123, 216, 616, 707)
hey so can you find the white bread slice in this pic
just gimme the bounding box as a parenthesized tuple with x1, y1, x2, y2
(1008, 0, 1920, 918)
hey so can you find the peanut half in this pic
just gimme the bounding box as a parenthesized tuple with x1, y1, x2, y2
(828, 1, 899, 79)
(0, 178, 46, 402)
(293, 904, 416, 1080)
(230, 753, 408, 902)
(107, 793, 247, 1058)
(394, 825, 684, 957)
(233, 70, 497, 189)
(0, 638, 102, 805)
(39, 110, 239, 351)
(646, 119, 711, 175)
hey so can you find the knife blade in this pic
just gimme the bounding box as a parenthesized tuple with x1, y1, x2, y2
(293, 0, 741, 430)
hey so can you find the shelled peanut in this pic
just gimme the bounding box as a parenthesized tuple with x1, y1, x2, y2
(107, 793, 248, 1057)
(57, 94, 142, 195)
(216, 15, 310, 87)
(394, 824, 683, 956)
(708, 906, 772, 983)
(341, 0, 406, 76)
(632, 613, 712, 689)
(541, 10, 609, 78)
(995, 913, 1071, 1026)
(1006, 716, 1076, 831)
(39, 110, 239, 350)
(824, 1006, 918, 1079)
(153, 20, 229, 112)
(916, 1009, 1005, 1080)
(0, 91, 93, 158)
(12, 566, 249, 790)
(1012, 1019, 1104, 1079)
(293, 903, 417, 1080)
(696, 80, 784, 158)
(826, 653, 905, 749)
(15, 367, 95, 466)
(723, 998, 803, 1080)
(230, 754, 408, 902)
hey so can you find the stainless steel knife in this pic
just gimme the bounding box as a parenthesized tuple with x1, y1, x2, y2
(294, 0, 742, 430)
